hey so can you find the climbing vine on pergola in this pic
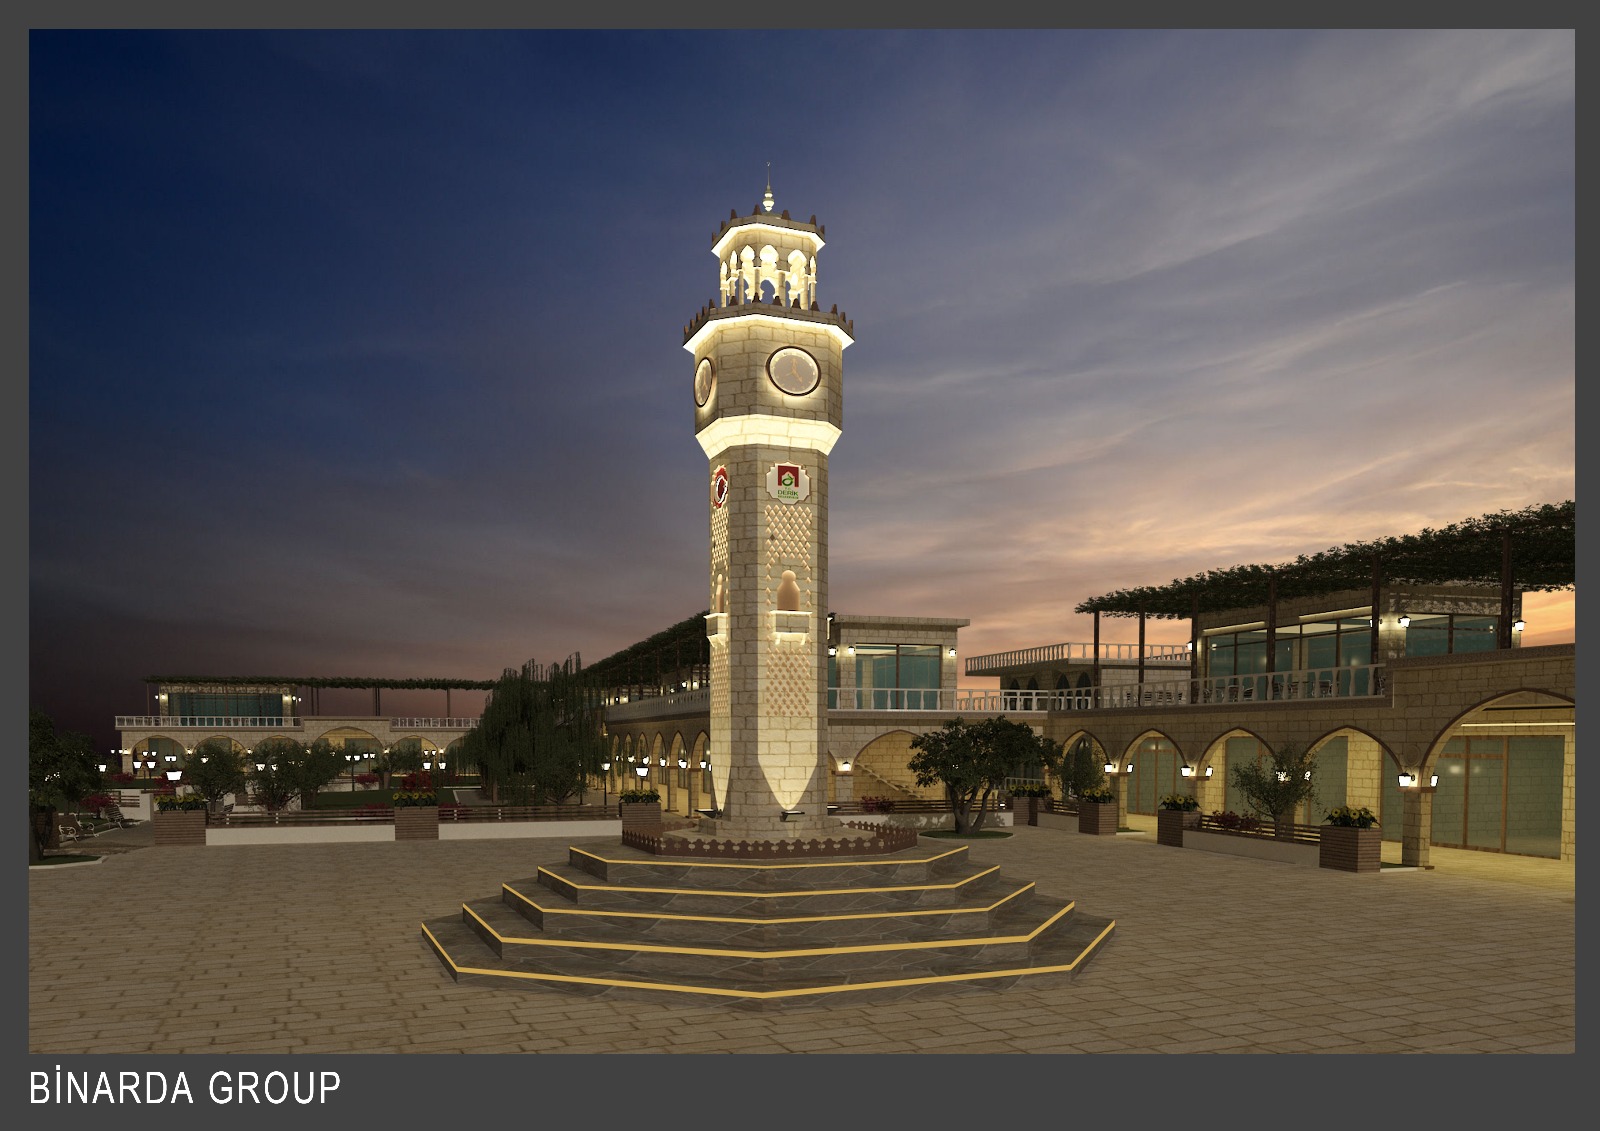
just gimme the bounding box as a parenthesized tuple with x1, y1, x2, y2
(1075, 501, 1574, 620)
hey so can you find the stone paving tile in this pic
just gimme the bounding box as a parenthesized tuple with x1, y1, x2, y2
(29, 829, 1574, 1054)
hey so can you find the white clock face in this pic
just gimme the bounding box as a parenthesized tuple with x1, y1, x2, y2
(767, 347, 820, 396)
(694, 357, 716, 406)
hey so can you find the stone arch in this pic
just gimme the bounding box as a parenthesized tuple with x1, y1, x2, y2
(1123, 730, 1186, 815)
(1197, 727, 1270, 814)
(1420, 687, 1575, 772)
(650, 732, 667, 788)
(849, 729, 939, 801)
(1417, 688, 1573, 860)
(667, 732, 690, 815)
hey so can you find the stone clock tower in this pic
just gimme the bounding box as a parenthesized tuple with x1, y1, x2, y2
(682, 186, 853, 838)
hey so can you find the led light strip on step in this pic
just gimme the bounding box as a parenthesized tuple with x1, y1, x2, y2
(501, 880, 1034, 925)
(420, 919, 1116, 1001)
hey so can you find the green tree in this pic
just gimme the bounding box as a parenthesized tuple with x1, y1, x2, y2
(247, 737, 303, 812)
(184, 737, 248, 811)
(908, 716, 1052, 834)
(468, 656, 605, 805)
(1053, 736, 1107, 800)
(29, 709, 102, 862)
(1229, 743, 1319, 839)
(289, 739, 345, 810)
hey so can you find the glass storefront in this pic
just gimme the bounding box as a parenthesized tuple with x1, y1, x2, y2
(850, 644, 941, 709)
(1431, 735, 1563, 858)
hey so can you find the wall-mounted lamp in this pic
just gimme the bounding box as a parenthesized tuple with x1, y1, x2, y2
(677, 756, 688, 769)
(1185, 641, 1194, 652)
(658, 753, 668, 767)
(1125, 762, 1134, 773)
(846, 645, 855, 656)
(838, 758, 853, 773)
(1203, 766, 1214, 779)
(1276, 771, 1289, 783)
(1398, 614, 1411, 628)
(699, 756, 709, 770)
(1398, 772, 1417, 788)
(1430, 774, 1439, 787)
(1513, 619, 1525, 633)
(255, 762, 266, 772)
(947, 647, 957, 658)
(828, 646, 838, 656)
(1180, 765, 1193, 778)
(1104, 762, 1117, 775)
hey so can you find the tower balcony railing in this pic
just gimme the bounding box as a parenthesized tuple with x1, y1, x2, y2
(964, 642, 1191, 675)
(115, 716, 302, 729)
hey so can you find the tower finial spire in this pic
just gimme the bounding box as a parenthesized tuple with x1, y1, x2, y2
(762, 162, 775, 213)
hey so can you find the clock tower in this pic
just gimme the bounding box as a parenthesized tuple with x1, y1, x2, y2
(683, 187, 853, 838)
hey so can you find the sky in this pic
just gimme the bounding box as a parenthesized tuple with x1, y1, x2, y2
(27, 29, 1575, 750)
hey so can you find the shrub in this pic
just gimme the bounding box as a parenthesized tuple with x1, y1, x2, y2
(155, 795, 208, 812)
(1079, 786, 1116, 803)
(1158, 793, 1199, 811)
(859, 796, 897, 813)
(619, 788, 660, 804)
(1011, 783, 1053, 798)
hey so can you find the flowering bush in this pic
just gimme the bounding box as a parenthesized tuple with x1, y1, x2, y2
(1158, 793, 1200, 811)
(82, 792, 117, 819)
(1078, 786, 1116, 804)
(619, 788, 660, 804)
(155, 795, 208, 812)
(859, 796, 897, 813)
(1212, 810, 1262, 833)
(392, 769, 437, 808)
(1325, 805, 1379, 829)
(1011, 783, 1053, 798)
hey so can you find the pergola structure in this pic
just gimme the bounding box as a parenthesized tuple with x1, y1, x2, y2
(143, 675, 497, 717)
(1073, 501, 1575, 685)
(583, 613, 712, 702)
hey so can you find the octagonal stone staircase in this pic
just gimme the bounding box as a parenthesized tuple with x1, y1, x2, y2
(420, 839, 1115, 1007)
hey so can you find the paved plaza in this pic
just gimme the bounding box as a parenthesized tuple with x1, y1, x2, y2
(29, 821, 1574, 1054)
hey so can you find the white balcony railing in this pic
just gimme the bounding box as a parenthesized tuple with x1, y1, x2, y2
(115, 716, 301, 729)
(595, 664, 1387, 722)
(965, 641, 1191, 675)
(389, 718, 480, 729)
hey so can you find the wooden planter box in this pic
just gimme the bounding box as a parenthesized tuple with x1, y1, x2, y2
(1014, 796, 1041, 826)
(619, 801, 663, 831)
(394, 807, 439, 841)
(153, 810, 207, 847)
(1078, 800, 1118, 836)
(1319, 825, 1381, 873)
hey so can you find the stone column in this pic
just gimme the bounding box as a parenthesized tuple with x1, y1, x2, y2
(1401, 788, 1433, 868)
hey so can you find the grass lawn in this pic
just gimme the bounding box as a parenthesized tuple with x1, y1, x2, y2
(922, 829, 1013, 839)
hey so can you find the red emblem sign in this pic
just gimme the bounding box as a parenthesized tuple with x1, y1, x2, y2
(711, 466, 729, 509)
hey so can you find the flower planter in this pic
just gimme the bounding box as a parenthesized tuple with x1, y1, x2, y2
(153, 810, 207, 847)
(1078, 800, 1118, 836)
(1319, 825, 1381, 873)
(1156, 808, 1192, 847)
(1014, 796, 1040, 826)
(619, 801, 663, 831)
(394, 807, 439, 841)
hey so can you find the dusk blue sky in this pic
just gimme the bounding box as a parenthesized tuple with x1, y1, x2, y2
(28, 30, 1575, 748)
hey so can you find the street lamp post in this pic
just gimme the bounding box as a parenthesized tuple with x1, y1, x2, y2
(346, 751, 358, 792)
